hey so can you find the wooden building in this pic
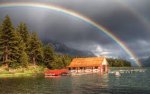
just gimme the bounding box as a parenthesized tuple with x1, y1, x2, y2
(67, 57, 109, 74)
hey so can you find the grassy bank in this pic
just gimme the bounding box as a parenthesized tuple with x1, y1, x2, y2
(0, 65, 46, 78)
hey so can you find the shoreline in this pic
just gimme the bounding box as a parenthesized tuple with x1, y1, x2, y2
(0, 65, 45, 78)
(0, 67, 144, 78)
(0, 73, 42, 78)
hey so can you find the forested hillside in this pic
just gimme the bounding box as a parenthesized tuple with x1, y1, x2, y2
(0, 16, 72, 69)
(107, 58, 131, 67)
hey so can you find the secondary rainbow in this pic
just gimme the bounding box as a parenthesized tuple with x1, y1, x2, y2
(0, 2, 141, 66)
(116, 0, 150, 32)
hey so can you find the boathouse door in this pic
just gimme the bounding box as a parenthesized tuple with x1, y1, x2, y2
(102, 58, 108, 73)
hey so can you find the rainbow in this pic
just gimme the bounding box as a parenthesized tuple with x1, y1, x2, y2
(116, 0, 150, 31)
(0, 2, 141, 66)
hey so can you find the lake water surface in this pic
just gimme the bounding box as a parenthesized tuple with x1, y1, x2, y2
(0, 67, 150, 94)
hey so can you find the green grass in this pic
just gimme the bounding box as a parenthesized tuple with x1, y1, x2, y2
(0, 73, 33, 78)
(0, 65, 46, 78)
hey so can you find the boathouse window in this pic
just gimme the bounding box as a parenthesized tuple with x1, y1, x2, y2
(73, 67, 76, 70)
(95, 67, 98, 69)
(80, 67, 83, 69)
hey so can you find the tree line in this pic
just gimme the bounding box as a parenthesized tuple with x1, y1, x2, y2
(107, 58, 131, 67)
(0, 16, 72, 69)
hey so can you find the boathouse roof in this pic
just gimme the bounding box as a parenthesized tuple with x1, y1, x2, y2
(67, 57, 107, 68)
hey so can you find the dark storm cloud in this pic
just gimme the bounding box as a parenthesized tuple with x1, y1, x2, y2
(39, 0, 150, 58)
(0, 0, 150, 58)
(97, 8, 150, 41)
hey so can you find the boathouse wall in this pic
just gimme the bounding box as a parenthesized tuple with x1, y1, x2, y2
(67, 57, 109, 74)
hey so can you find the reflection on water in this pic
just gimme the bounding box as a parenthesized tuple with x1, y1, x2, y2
(0, 68, 150, 94)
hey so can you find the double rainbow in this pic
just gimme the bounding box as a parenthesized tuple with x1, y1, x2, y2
(0, 2, 141, 66)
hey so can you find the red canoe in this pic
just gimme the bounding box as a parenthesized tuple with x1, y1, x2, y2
(44, 69, 68, 77)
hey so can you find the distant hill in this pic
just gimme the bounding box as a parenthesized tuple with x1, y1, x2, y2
(140, 57, 150, 67)
(44, 40, 95, 57)
(107, 58, 131, 67)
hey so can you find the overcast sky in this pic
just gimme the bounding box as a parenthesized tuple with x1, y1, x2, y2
(0, 0, 150, 59)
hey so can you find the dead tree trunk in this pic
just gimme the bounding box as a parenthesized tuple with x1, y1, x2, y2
(3, 46, 8, 67)
(32, 56, 36, 66)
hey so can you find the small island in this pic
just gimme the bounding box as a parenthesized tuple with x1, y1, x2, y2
(0, 16, 131, 78)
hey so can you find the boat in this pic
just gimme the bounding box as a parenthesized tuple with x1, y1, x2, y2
(44, 69, 68, 78)
(45, 75, 61, 78)
(115, 71, 121, 77)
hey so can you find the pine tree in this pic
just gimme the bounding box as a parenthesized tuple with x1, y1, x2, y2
(0, 25, 2, 65)
(28, 32, 43, 65)
(51, 54, 63, 69)
(0, 16, 16, 67)
(16, 23, 30, 50)
(16, 23, 30, 43)
(61, 55, 72, 67)
(16, 32, 29, 67)
(50, 54, 71, 69)
(19, 51, 29, 67)
(43, 44, 54, 68)
(16, 23, 30, 67)
(0, 16, 29, 68)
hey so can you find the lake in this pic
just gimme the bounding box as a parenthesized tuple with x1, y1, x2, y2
(0, 67, 150, 94)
